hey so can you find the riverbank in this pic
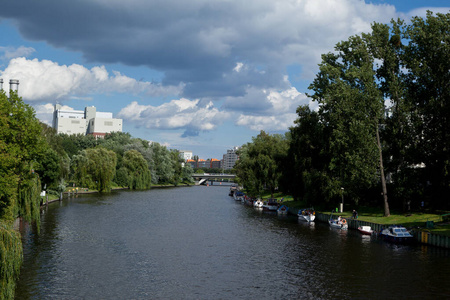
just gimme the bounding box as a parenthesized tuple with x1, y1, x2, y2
(253, 191, 450, 248)
(41, 183, 193, 206)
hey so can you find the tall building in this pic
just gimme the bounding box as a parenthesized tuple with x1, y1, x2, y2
(179, 150, 193, 161)
(222, 146, 240, 170)
(52, 104, 122, 137)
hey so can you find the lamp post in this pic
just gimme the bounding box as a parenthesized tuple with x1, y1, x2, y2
(340, 187, 344, 213)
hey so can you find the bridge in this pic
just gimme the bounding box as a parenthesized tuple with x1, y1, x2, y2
(192, 173, 236, 185)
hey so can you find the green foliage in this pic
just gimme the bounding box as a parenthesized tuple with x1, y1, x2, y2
(35, 148, 61, 189)
(0, 222, 23, 300)
(85, 147, 117, 192)
(0, 89, 44, 299)
(235, 131, 288, 198)
(122, 149, 151, 189)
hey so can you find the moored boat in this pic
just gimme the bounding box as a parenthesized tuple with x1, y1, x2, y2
(298, 208, 315, 222)
(329, 217, 348, 230)
(253, 199, 264, 208)
(380, 225, 414, 243)
(358, 225, 373, 235)
(234, 191, 244, 201)
(277, 205, 288, 215)
(262, 199, 278, 211)
(229, 185, 237, 196)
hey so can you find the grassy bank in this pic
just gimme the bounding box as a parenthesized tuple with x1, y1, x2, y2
(258, 192, 450, 237)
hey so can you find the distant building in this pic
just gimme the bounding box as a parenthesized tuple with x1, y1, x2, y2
(187, 159, 197, 169)
(222, 146, 240, 170)
(179, 150, 193, 161)
(210, 158, 221, 169)
(197, 159, 209, 169)
(52, 104, 122, 137)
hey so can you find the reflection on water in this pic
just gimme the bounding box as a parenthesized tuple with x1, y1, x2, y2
(16, 186, 450, 299)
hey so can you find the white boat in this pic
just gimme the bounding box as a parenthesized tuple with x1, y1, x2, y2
(298, 209, 315, 222)
(262, 200, 278, 212)
(358, 225, 373, 235)
(380, 225, 414, 243)
(277, 205, 288, 215)
(329, 218, 348, 230)
(253, 199, 264, 208)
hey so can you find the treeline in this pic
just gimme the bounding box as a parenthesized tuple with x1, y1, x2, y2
(235, 12, 450, 215)
(40, 127, 194, 194)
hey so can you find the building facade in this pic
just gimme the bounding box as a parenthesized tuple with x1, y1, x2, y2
(222, 146, 240, 170)
(179, 150, 193, 161)
(52, 105, 122, 137)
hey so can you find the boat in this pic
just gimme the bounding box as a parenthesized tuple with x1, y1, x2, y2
(262, 199, 278, 212)
(329, 217, 348, 230)
(253, 199, 264, 208)
(244, 197, 254, 207)
(358, 225, 373, 235)
(298, 208, 315, 222)
(233, 191, 244, 201)
(229, 185, 237, 196)
(380, 225, 414, 243)
(277, 205, 288, 215)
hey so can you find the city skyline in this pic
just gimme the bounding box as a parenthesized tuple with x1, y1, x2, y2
(1, 0, 448, 158)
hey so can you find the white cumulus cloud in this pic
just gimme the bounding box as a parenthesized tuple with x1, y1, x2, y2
(0, 57, 183, 101)
(118, 98, 230, 137)
(0, 46, 35, 61)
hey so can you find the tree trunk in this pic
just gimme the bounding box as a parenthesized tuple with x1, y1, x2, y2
(376, 123, 390, 216)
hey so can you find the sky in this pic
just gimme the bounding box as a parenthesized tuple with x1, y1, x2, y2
(0, 0, 448, 159)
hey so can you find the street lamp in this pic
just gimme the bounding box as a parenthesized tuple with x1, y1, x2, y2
(340, 187, 344, 213)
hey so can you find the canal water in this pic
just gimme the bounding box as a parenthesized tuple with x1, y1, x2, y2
(16, 186, 450, 299)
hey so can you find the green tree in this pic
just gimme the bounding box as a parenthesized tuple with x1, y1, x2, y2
(150, 142, 174, 184)
(85, 147, 117, 192)
(402, 12, 450, 208)
(122, 149, 151, 189)
(285, 105, 332, 204)
(308, 32, 389, 214)
(0, 89, 45, 298)
(234, 131, 288, 198)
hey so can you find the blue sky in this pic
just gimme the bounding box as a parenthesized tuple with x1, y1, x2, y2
(1, 0, 448, 159)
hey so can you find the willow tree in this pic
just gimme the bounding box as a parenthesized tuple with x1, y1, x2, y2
(122, 149, 151, 189)
(308, 32, 390, 215)
(86, 147, 117, 192)
(0, 89, 46, 298)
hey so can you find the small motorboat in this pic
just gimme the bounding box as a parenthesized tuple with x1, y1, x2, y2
(233, 191, 244, 201)
(298, 208, 315, 222)
(229, 185, 237, 196)
(262, 199, 278, 212)
(380, 225, 414, 243)
(253, 199, 264, 208)
(329, 217, 348, 230)
(358, 225, 373, 235)
(277, 205, 288, 215)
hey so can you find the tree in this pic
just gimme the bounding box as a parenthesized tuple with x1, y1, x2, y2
(308, 32, 389, 214)
(402, 12, 450, 209)
(285, 105, 332, 204)
(0, 89, 46, 298)
(234, 131, 288, 198)
(85, 147, 117, 192)
(122, 149, 151, 189)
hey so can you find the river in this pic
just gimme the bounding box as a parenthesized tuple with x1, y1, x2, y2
(15, 185, 450, 299)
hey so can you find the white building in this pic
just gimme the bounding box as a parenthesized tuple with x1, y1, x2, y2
(52, 105, 122, 137)
(222, 146, 240, 170)
(179, 150, 193, 161)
